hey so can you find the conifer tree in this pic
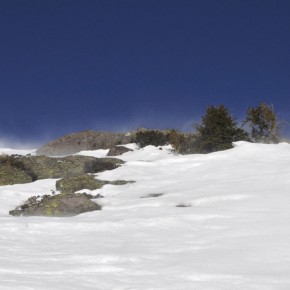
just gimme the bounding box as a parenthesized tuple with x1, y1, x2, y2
(194, 105, 249, 153)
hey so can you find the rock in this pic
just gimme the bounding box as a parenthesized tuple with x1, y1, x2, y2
(82, 157, 123, 174)
(176, 203, 191, 207)
(36, 130, 132, 156)
(0, 154, 123, 186)
(19, 155, 123, 180)
(0, 164, 33, 185)
(9, 193, 101, 217)
(75, 192, 104, 199)
(56, 174, 135, 194)
(9, 174, 135, 216)
(56, 174, 108, 194)
(0, 154, 34, 185)
(107, 145, 133, 156)
(140, 193, 164, 198)
(109, 180, 135, 185)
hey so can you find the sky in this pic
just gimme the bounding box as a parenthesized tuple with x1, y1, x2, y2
(0, 0, 290, 145)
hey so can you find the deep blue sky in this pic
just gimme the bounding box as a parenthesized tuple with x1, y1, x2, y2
(1, 0, 290, 145)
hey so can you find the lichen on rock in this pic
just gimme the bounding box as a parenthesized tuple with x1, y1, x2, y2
(0, 154, 33, 185)
(56, 174, 135, 194)
(0, 164, 33, 185)
(9, 193, 101, 217)
(20, 155, 123, 179)
(0, 154, 123, 186)
(55, 174, 108, 194)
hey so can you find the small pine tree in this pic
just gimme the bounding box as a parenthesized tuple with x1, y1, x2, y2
(243, 103, 279, 143)
(194, 105, 249, 153)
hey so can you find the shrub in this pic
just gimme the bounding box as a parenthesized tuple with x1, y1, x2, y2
(167, 129, 197, 154)
(167, 129, 185, 152)
(132, 129, 169, 148)
(0, 154, 25, 169)
(193, 105, 249, 153)
(243, 103, 280, 143)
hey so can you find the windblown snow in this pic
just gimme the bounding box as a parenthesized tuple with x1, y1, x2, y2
(1, 141, 290, 289)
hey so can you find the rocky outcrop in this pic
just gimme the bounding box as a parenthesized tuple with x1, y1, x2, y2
(20, 155, 123, 179)
(0, 154, 34, 185)
(56, 174, 135, 194)
(0, 164, 33, 185)
(9, 176, 135, 216)
(36, 130, 132, 156)
(55, 174, 107, 194)
(9, 193, 101, 217)
(0, 154, 123, 186)
(107, 145, 133, 156)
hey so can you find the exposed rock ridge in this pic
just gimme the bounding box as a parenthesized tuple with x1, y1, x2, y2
(36, 130, 132, 156)
(0, 154, 123, 186)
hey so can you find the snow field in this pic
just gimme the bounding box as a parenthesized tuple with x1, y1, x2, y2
(1, 142, 290, 289)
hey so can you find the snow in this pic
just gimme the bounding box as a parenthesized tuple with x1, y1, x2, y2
(1, 142, 290, 289)
(76, 149, 109, 158)
(0, 148, 36, 156)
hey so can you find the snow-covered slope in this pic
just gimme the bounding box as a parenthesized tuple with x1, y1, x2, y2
(1, 142, 290, 289)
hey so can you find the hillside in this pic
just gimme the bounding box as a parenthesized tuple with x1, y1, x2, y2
(0, 142, 290, 289)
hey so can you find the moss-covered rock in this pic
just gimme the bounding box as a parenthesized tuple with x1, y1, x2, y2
(0, 164, 33, 185)
(0, 154, 123, 186)
(18, 155, 123, 180)
(9, 175, 135, 217)
(109, 180, 135, 185)
(55, 174, 108, 194)
(0, 154, 34, 185)
(56, 174, 135, 194)
(9, 193, 101, 217)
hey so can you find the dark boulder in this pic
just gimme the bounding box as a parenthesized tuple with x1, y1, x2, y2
(107, 145, 133, 156)
(83, 157, 123, 173)
(36, 130, 132, 156)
